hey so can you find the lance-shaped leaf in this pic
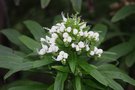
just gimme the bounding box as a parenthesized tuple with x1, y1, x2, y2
(24, 20, 45, 41)
(54, 72, 68, 90)
(19, 35, 41, 51)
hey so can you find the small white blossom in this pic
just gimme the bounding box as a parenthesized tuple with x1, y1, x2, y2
(51, 33, 58, 39)
(73, 29, 78, 35)
(55, 51, 68, 61)
(76, 45, 81, 51)
(63, 53, 68, 59)
(38, 48, 46, 55)
(59, 23, 65, 32)
(84, 31, 88, 37)
(59, 51, 65, 55)
(50, 26, 57, 33)
(71, 43, 76, 48)
(80, 23, 86, 30)
(56, 54, 63, 61)
(88, 31, 94, 38)
(90, 51, 95, 56)
(63, 32, 69, 38)
(85, 44, 90, 51)
(79, 31, 84, 36)
(67, 36, 72, 42)
(66, 27, 71, 32)
(61, 12, 67, 22)
(78, 41, 85, 48)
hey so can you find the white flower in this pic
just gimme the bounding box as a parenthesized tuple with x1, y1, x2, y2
(59, 23, 65, 32)
(79, 31, 84, 36)
(61, 12, 67, 22)
(51, 33, 58, 39)
(98, 49, 103, 54)
(66, 27, 71, 32)
(80, 23, 86, 30)
(84, 31, 88, 37)
(67, 36, 72, 42)
(42, 44, 48, 50)
(88, 31, 94, 38)
(71, 43, 76, 48)
(40, 38, 46, 42)
(76, 45, 81, 51)
(49, 44, 59, 53)
(59, 51, 65, 55)
(56, 54, 63, 61)
(50, 26, 57, 33)
(38, 48, 46, 55)
(86, 44, 90, 51)
(55, 51, 68, 61)
(78, 41, 85, 48)
(73, 29, 78, 35)
(90, 51, 95, 56)
(63, 32, 69, 38)
(63, 53, 68, 59)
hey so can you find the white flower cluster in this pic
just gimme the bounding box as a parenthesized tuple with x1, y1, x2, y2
(38, 13, 103, 62)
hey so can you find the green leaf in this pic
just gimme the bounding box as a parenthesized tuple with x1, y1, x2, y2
(1, 29, 22, 46)
(92, 24, 107, 44)
(19, 35, 41, 51)
(70, 0, 82, 13)
(41, 0, 51, 9)
(75, 76, 81, 90)
(68, 53, 77, 73)
(54, 72, 68, 90)
(97, 64, 121, 72)
(24, 20, 45, 41)
(107, 42, 134, 62)
(8, 80, 47, 90)
(47, 84, 54, 90)
(107, 78, 124, 90)
(0, 45, 25, 57)
(102, 71, 135, 86)
(98, 51, 117, 63)
(111, 5, 135, 22)
(0, 56, 23, 69)
(51, 66, 70, 73)
(33, 58, 53, 68)
(125, 51, 135, 67)
(83, 79, 105, 90)
(79, 60, 108, 86)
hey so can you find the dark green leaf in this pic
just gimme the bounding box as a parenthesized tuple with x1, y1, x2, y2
(83, 79, 105, 90)
(24, 20, 45, 41)
(33, 58, 53, 68)
(111, 5, 135, 22)
(0, 45, 25, 57)
(125, 51, 135, 67)
(70, 0, 82, 13)
(107, 78, 123, 90)
(1, 29, 22, 46)
(8, 80, 47, 90)
(102, 71, 135, 86)
(107, 42, 134, 62)
(75, 76, 81, 90)
(79, 60, 108, 86)
(51, 66, 69, 73)
(19, 35, 41, 51)
(54, 72, 68, 90)
(68, 53, 77, 73)
(41, 0, 51, 9)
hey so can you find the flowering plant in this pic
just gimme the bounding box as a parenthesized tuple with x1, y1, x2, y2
(0, 13, 135, 90)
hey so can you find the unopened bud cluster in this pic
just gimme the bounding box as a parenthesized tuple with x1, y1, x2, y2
(38, 13, 103, 62)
